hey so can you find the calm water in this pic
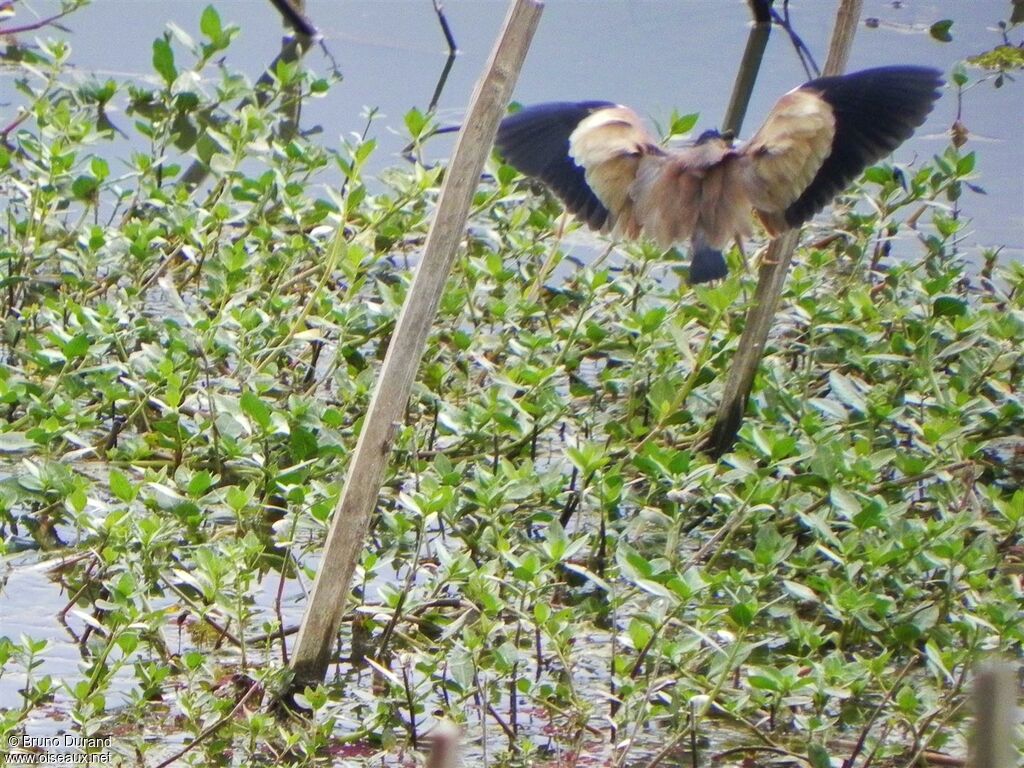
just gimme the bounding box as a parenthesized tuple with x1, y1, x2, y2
(49, 0, 1024, 261)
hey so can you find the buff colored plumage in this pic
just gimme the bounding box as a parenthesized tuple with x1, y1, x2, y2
(495, 66, 943, 283)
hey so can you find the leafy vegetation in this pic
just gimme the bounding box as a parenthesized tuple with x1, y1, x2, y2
(1, 4, 1021, 766)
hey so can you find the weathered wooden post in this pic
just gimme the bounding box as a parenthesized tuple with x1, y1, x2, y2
(287, 0, 545, 690)
(971, 661, 1019, 768)
(705, 0, 863, 457)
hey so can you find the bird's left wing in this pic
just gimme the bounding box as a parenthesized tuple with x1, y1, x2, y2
(495, 101, 662, 235)
(568, 105, 665, 238)
(735, 66, 943, 234)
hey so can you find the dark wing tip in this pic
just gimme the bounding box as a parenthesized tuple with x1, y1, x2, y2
(784, 66, 944, 228)
(495, 101, 616, 230)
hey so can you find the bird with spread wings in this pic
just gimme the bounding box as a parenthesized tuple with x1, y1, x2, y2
(495, 66, 943, 284)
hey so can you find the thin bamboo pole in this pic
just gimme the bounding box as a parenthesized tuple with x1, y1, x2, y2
(287, 0, 544, 689)
(705, 0, 863, 457)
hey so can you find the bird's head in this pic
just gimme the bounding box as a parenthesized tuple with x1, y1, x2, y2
(695, 128, 735, 147)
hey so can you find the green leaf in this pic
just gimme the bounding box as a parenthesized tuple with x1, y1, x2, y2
(748, 668, 781, 692)
(561, 562, 612, 592)
(187, 471, 215, 497)
(728, 600, 757, 627)
(152, 37, 177, 86)
(405, 107, 427, 139)
(929, 19, 953, 42)
(71, 175, 98, 200)
(668, 110, 699, 137)
(627, 617, 653, 650)
(809, 397, 849, 422)
(863, 165, 893, 185)
(932, 295, 967, 318)
(829, 371, 866, 414)
(116, 632, 139, 654)
(647, 376, 679, 420)
(782, 580, 818, 603)
(110, 469, 137, 503)
(290, 426, 319, 461)
(616, 543, 653, 582)
(240, 391, 272, 431)
(200, 5, 222, 40)
(63, 333, 90, 359)
(566, 442, 609, 475)
(830, 487, 862, 519)
(90, 157, 109, 180)
(225, 484, 252, 513)
(807, 743, 831, 768)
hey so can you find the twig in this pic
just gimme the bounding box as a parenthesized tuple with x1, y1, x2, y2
(843, 657, 916, 768)
(428, 2, 460, 113)
(0, 6, 76, 36)
(428, 54, 458, 115)
(375, 521, 426, 659)
(0, 111, 30, 143)
(771, 2, 821, 79)
(433, 0, 458, 53)
(151, 680, 262, 768)
(642, 728, 690, 768)
(158, 574, 245, 649)
(486, 702, 517, 743)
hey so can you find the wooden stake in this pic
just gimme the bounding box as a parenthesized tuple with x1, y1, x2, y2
(705, 0, 863, 457)
(972, 661, 1019, 768)
(287, 0, 544, 689)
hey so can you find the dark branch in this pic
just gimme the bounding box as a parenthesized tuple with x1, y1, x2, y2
(267, 0, 318, 39)
(772, 2, 821, 79)
(0, 6, 76, 36)
(428, 1, 459, 112)
(722, 1, 774, 135)
(432, 0, 459, 55)
(748, 0, 773, 24)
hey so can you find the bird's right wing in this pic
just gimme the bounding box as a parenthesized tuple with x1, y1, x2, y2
(495, 101, 663, 236)
(736, 66, 943, 234)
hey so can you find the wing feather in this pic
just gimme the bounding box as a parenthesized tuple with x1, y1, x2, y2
(495, 102, 665, 235)
(737, 66, 943, 233)
(569, 106, 664, 235)
(495, 101, 616, 230)
(735, 90, 836, 233)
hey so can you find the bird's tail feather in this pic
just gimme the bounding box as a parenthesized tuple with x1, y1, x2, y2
(689, 244, 728, 284)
